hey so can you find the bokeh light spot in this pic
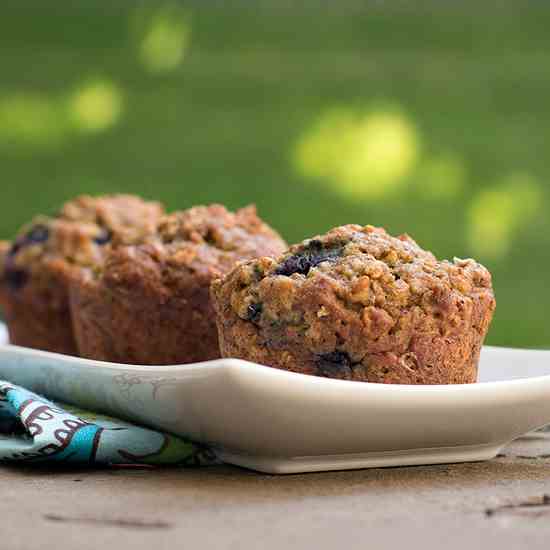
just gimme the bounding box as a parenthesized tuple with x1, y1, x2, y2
(294, 106, 420, 199)
(138, 6, 191, 74)
(467, 174, 542, 260)
(416, 154, 465, 200)
(69, 80, 123, 133)
(0, 94, 69, 149)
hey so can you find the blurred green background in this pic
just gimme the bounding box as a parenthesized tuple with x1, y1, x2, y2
(1, 1, 549, 347)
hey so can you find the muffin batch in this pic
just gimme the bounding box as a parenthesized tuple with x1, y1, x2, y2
(0, 194, 496, 384)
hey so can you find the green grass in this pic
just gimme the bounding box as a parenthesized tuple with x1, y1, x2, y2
(1, 1, 550, 347)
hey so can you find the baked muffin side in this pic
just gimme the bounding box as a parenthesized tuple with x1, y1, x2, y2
(70, 204, 287, 365)
(0, 195, 164, 354)
(0, 241, 9, 280)
(211, 224, 496, 385)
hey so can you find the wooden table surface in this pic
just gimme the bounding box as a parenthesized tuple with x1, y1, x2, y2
(2, 434, 550, 550)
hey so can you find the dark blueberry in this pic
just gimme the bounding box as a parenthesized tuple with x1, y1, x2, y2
(93, 230, 112, 246)
(318, 351, 352, 366)
(26, 225, 50, 244)
(7, 241, 23, 258)
(275, 240, 343, 277)
(246, 302, 263, 323)
(4, 268, 29, 291)
(316, 351, 353, 379)
(8, 225, 49, 257)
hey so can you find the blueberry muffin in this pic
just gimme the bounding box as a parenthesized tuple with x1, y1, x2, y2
(211, 224, 496, 384)
(70, 204, 287, 365)
(0, 195, 164, 354)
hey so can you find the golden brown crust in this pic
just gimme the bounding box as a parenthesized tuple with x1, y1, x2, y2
(0, 195, 164, 354)
(211, 224, 496, 384)
(0, 241, 9, 275)
(70, 204, 288, 365)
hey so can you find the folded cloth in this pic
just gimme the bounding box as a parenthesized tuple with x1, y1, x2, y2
(0, 381, 218, 466)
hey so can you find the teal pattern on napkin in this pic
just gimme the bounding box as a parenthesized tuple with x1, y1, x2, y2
(0, 381, 217, 466)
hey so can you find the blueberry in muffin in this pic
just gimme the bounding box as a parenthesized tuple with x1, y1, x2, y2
(0, 195, 164, 354)
(69, 204, 287, 365)
(211, 224, 496, 384)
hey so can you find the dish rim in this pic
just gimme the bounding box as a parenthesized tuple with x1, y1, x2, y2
(2, 339, 550, 393)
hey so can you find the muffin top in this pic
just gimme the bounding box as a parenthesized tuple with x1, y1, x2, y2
(212, 224, 495, 355)
(94, 204, 287, 296)
(0, 194, 164, 291)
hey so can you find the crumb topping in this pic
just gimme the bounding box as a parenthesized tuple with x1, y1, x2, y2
(98, 204, 287, 291)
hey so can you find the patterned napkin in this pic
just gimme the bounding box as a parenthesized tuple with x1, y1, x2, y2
(0, 381, 217, 466)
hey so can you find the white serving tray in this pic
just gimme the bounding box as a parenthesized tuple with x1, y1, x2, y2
(1, 322, 549, 474)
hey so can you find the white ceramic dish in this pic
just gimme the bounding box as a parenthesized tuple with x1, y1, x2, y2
(1, 322, 550, 474)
